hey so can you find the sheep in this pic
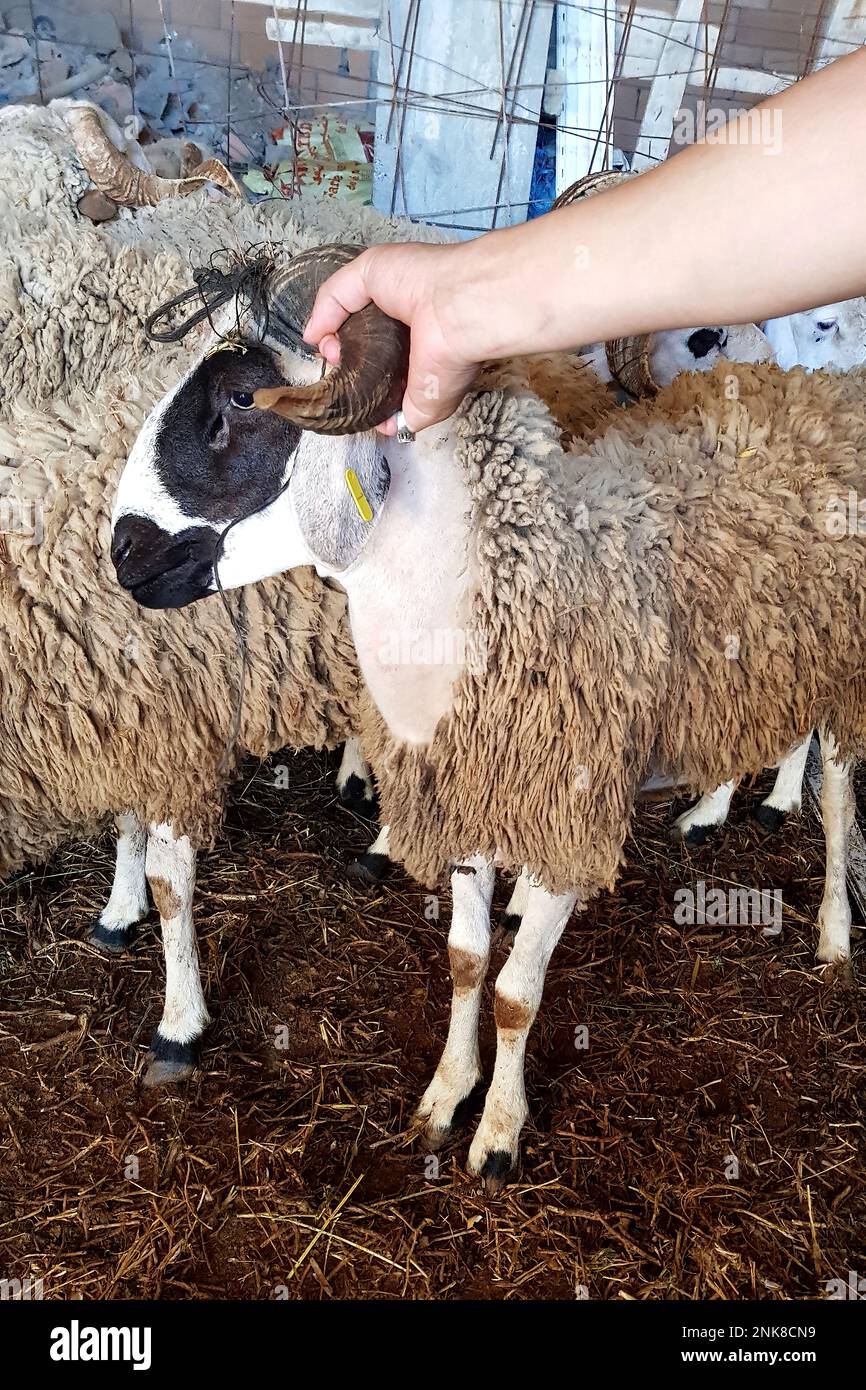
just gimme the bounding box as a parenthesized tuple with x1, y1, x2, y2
(582, 320, 774, 391)
(0, 99, 456, 414)
(112, 245, 866, 1185)
(0, 359, 377, 1084)
(0, 101, 384, 1072)
(673, 295, 866, 846)
(764, 298, 866, 373)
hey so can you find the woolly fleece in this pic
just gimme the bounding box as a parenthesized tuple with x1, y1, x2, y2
(365, 361, 866, 896)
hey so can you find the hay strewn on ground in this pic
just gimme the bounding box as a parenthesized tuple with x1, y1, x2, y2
(0, 749, 862, 1300)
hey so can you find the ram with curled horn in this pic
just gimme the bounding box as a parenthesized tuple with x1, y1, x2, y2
(250, 244, 411, 435)
(58, 99, 243, 215)
(110, 242, 411, 610)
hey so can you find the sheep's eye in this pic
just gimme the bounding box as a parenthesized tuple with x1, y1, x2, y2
(816, 320, 837, 334)
(231, 391, 255, 409)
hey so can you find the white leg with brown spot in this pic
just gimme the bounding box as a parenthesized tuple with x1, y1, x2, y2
(816, 730, 853, 966)
(90, 812, 149, 952)
(144, 821, 210, 1086)
(468, 881, 578, 1190)
(416, 856, 495, 1145)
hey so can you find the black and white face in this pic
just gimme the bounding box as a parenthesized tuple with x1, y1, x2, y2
(112, 342, 391, 608)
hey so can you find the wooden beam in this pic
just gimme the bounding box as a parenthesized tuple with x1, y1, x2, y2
(631, 0, 704, 171)
(555, 0, 617, 193)
(373, 0, 553, 235)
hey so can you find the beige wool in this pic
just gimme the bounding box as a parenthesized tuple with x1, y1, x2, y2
(0, 365, 361, 877)
(364, 361, 866, 896)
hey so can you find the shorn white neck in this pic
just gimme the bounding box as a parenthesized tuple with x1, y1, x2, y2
(340, 421, 477, 746)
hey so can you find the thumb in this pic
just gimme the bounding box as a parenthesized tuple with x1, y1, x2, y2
(303, 253, 376, 346)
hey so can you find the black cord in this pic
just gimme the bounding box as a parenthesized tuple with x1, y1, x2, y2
(145, 247, 274, 345)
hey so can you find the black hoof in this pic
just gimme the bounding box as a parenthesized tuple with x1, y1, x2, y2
(88, 919, 133, 954)
(339, 775, 380, 821)
(425, 1086, 483, 1149)
(449, 1087, 482, 1134)
(502, 913, 522, 935)
(347, 851, 391, 885)
(751, 803, 787, 836)
(479, 1149, 515, 1195)
(142, 1031, 199, 1088)
(674, 821, 716, 847)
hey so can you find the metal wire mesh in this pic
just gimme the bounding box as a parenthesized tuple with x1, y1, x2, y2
(4, 0, 863, 229)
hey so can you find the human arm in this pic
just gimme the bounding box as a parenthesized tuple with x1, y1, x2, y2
(305, 50, 866, 432)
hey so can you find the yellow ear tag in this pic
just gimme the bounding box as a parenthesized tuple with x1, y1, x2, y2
(345, 468, 374, 523)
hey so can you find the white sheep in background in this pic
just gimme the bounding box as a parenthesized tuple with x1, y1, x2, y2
(764, 299, 866, 372)
(112, 245, 866, 1187)
(582, 320, 774, 389)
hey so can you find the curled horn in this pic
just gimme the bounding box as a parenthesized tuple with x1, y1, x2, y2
(253, 244, 410, 435)
(552, 168, 633, 210)
(552, 169, 658, 400)
(62, 103, 243, 208)
(605, 335, 658, 400)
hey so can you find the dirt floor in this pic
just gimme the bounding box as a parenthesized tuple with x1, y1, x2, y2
(0, 749, 862, 1300)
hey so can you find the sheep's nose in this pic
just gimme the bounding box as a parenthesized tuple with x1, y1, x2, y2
(111, 526, 133, 569)
(686, 328, 723, 359)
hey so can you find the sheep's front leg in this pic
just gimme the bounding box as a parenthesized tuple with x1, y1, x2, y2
(816, 729, 853, 967)
(416, 856, 495, 1146)
(89, 812, 150, 954)
(468, 882, 577, 1193)
(671, 781, 735, 845)
(144, 821, 210, 1087)
(752, 732, 812, 834)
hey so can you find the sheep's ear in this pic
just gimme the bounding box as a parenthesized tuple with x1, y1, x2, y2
(289, 436, 390, 573)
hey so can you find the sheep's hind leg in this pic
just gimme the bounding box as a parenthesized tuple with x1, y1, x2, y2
(503, 867, 531, 934)
(468, 882, 577, 1193)
(671, 781, 735, 845)
(752, 732, 812, 834)
(143, 822, 210, 1087)
(348, 820, 392, 884)
(816, 729, 853, 968)
(89, 812, 150, 954)
(336, 736, 378, 819)
(416, 856, 495, 1146)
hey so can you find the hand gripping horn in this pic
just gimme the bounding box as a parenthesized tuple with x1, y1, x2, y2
(252, 244, 410, 435)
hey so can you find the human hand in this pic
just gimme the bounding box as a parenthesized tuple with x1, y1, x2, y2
(303, 241, 482, 434)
